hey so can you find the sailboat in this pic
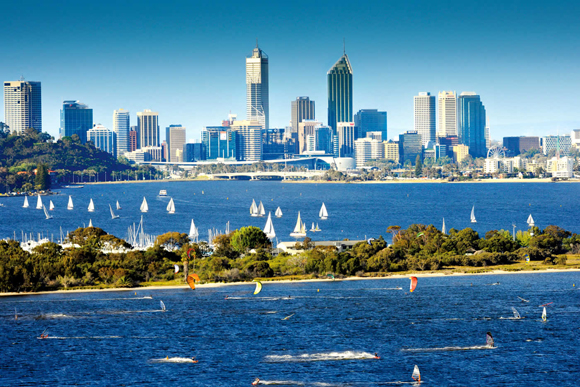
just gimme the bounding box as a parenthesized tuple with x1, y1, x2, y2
(49, 200, 55, 211)
(23, 196, 29, 208)
(275, 206, 283, 218)
(109, 204, 120, 219)
(319, 203, 328, 220)
(527, 214, 535, 227)
(189, 219, 199, 242)
(88, 198, 95, 212)
(263, 212, 276, 239)
(116, 201, 121, 210)
(258, 201, 265, 217)
(140, 197, 148, 213)
(412, 365, 421, 383)
(290, 212, 307, 238)
(36, 194, 43, 210)
(67, 196, 74, 210)
(88, 219, 93, 228)
(250, 199, 259, 217)
(310, 222, 316, 232)
(43, 205, 52, 220)
(315, 223, 321, 232)
(166, 198, 176, 214)
(470, 206, 477, 223)
(542, 307, 547, 322)
(442, 218, 446, 235)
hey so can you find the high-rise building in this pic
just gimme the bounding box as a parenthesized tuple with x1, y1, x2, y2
(291, 97, 315, 134)
(129, 126, 138, 151)
(165, 125, 186, 162)
(246, 44, 269, 129)
(453, 144, 470, 163)
(337, 122, 356, 157)
(314, 125, 334, 154)
(202, 127, 237, 160)
(328, 53, 353, 132)
(399, 131, 422, 165)
(60, 100, 93, 143)
(113, 109, 130, 157)
(541, 135, 572, 156)
(571, 129, 580, 148)
(383, 140, 399, 163)
(354, 109, 387, 140)
(231, 120, 263, 161)
(458, 92, 486, 158)
(366, 131, 383, 141)
(438, 136, 459, 159)
(437, 91, 456, 138)
(262, 128, 287, 160)
(87, 125, 116, 157)
(485, 124, 490, 149)
(503, 136, 541, 156)
(137, 109, 159, 148)
(4, 80, 42, 135)
(298, 120, 322, 154)
(413, 92, 436, 147)
(184, 142, 206, 162)
(355, 138, 384, 168)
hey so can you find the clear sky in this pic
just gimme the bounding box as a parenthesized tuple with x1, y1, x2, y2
(1, 0, 579, 141)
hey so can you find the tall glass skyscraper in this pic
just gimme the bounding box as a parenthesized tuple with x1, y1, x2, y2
(458, 92, 486, 158)
(291, 97, 315, 134)
(202, 127, 237, 160)
(328, 53, 353, 132)
(354, 109, 387, 140)
(4, 80, 42, 135)
(60, 100, 93, 143)
(246, 44, 269, 129)
(87, 125, 116, 157)
(113, 109, 130, 157)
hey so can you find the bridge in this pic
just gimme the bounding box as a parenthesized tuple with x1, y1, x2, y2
(207, 171, 326, 180)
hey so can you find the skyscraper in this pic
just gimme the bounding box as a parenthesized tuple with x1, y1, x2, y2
(458, 92, 486, 158)
(437, 91, 457, 138)
(137, 109, 159, 148)
(354, 109, 387, 140)
(337, 122, 356, 157)
(413, 92, 435, 147)
(113, 109, 130, 157)
(60, 100, 93, 143)
(328, 53, 353, 132)
(246, 44, 269, 129)
(399, 131, 422, 165)
(166, 125, 186, 162)
(291, 97, 315, 134)
(202, 127, 237, 160)
(298, 120, 322, 154)
(129, 126, 138, 151)
(230, 120, 263, 161)
(4, 79, 42, 135)
(87, 125, 116, 157)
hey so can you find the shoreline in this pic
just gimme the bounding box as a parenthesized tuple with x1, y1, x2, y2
(2, 267, 578, 297)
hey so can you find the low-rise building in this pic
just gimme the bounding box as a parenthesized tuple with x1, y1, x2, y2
(548, 156, 574, 178)
(453, 144, 470, 164)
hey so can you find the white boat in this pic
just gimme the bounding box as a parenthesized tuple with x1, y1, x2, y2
(116, 201, 121, 210)
(49, 200, 55, 211)
(36, 194, 43, 210)
(470, 206, 477, 223)
(250, 199, 259, 217)
(67, 196, 74, 210)
(315, 223, 321, 232)
(258, 201, 265, 217)
(88, 219, 93, 228)
(527, 214, 535, 227)
(275, 206, 283, 218)
(263, 212, 276, 239)
(189, 219, 199, 242)
(442, 218, 446, 235)
(166, 198, 176, 214)
(158, 190, 167, 196)
(109, 204, 120, 219)
(319, 203, 328, 220)
(23, 196, 29, 208)
(310, 222, 316, 232)
(88, 198, 95, 212)
(43, 205, 52, 220)
(140, 197, 148, 213)
(542, 307, 547, 322)
(290, 212, 307, 238)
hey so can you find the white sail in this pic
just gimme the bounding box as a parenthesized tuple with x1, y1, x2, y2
(109, 204, 119, 219)
(527, 214, 535, 227)
(470, 206, 477, 223)
(511, 307, 521, 319)
(275, 206, 283, 218)
(49, 200, 55, 211)
(315, 223, 321, 232)
(88, 198, 95, 212)
(43, 205, 52, 220)
(140, 197, 148, 213)
(542, 307, 547, 322)
(67, 196, 74, 210)
(442, 218, 446, 235)
(160, 300, 166, 312)
(250, 199, 259, 217)
(116, 200, 121, 210)
(310, 222, 316, 232)
(88, 219, 93, 228)
(319, 202, 328, 219)
(263, 212, 276, 239)
(167, 198, 176, 214)
(23, 196, 29, 208)
(189, 219, 199, 241)
(36, 194, 43, 209)
(290, 212, 307, 237)
(412, 365, 421, 382)
(258, 201, 265, 217)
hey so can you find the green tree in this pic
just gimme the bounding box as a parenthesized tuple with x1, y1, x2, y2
(415, 155, 422, 177)
(35, 163, 51, 190)
(155, 232, 190, 251)
(230, 226, 271, 253)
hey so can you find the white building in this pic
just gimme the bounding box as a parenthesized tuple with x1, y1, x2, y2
(484, 156, 528, 174)
(414, 92, 436, 147)
(548, 156, 574, 178)
(246, 45, 269, 129)
(87, 125, 116, 157)
(231, 120, 263, 161)
(571, 129, 580, 148)
(113, 109, 130, 157)
(437, 91, 456, 137)
(124, 149, 146, 163)
(354, 138, 384, 168)
(298, 120, 322, 154)
(137, 109, 159, 148)
(4, 79, 42, 135)
(141, 146, 163, 162)
(542, 135, 571, 156)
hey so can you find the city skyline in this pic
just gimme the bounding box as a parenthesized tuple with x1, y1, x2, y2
(1, 0, 579, 141)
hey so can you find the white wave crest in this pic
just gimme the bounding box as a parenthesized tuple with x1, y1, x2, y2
(150, 357, 196, 363)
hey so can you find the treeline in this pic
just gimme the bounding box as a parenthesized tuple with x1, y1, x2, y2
(0, 223, 578, 293)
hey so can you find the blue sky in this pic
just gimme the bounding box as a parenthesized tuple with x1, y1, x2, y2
(1, 0, 579, 141)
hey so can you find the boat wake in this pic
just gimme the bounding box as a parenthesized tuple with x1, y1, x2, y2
(264, 351, 376, 363)
(39, 336, 122, 340)
(35, 313, 73, 319)
(150, 357, 195, 363)
(402, 345, 495, 352)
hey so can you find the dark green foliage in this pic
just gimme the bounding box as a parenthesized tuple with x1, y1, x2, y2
(230, 226, 271, 253)
(34, 163, 50, 190)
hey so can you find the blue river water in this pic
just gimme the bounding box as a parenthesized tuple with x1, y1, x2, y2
(1, 181, 580, 242)
(1, 272, 579, 386)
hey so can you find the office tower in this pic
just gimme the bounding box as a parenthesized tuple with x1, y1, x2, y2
(291, 97, 315, 134)
(113, 109, 130, 157)
(314, 125, 334, 154)
(542, 135, 571, 156)
(230, 120, 263, 161)
(129, 127, 138, 151)
(571, 129, 580, 148)
(4, 79, 42, 134)
(438, 136, 459, 159)
(262, 128, 288, 160)
(336, 122, 356, 157)
(141, 146, 163, 162)
(137, 109, 159, 148)
(413, 92, 435, 147)
(355, 138, 384, 168)
(161, 141, 168, 161)
(383, 140, 400, 162)
(246, 44, 269, 129)
(184, 142, 206, 162)
(87, 125, 116, 157)
(398, 131, 422, 164)
(485, 125, 490, 149)
(166, 125, 186, 162)
(202, 127, 237, 160)
(503, 136, 541, 156)
(437, 91, 457, 137)
(453, 144, 470, 163)
(60, 100, 93, 143)
(298, 120, 322, 154)
(354, 109, 387, 140)
(458, 92, 486, 158)
(434, 144, 447, 160)
(328, 52, 353, 132)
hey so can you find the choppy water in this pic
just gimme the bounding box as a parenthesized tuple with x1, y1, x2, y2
(1, 273, 579, 386)
(1, 181, 580, 242)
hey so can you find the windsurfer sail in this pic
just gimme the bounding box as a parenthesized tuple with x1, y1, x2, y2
(541, 307, 547, 322)
(511, 307, 521, 319)
(160, 301, 166, 312)
(174, 264, 179, 274)
(253, 280, 263, 295)
(486, 332, 494, 348)
(412, 365, 421, 383)
(518, 296, 530, 303)
(282, 313, 295, 320)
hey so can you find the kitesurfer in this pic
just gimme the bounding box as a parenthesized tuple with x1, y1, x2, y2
(252, 377, 260, 385)
(374, 352, 380, 359)
(225, 295, 228, 300)
(191, 356, 198, 363)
